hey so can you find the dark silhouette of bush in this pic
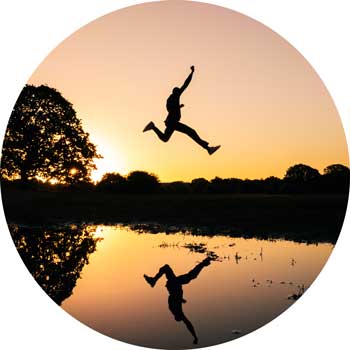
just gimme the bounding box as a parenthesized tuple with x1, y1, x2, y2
(324, 164, 350, 177)
(321, 164, 350, 193)
(191, 178, 210, 193)
(283, 164, 321, 193)
(209, 177, 243, 193)
(97, 172, 127, 192)
(241, 179, 264, 193)
(162, 181, 191, 194)
(284, 164, 321, 183)
(126, 171, 160, 193)
(1, 84, 101, 184)
(263, 176, 282, 194)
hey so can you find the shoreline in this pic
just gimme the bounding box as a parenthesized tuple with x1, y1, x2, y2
(2, 191, 348, 244)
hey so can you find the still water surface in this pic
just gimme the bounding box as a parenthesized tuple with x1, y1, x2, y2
(57, 225, 333, 349)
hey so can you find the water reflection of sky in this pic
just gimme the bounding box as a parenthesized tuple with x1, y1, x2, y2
(59, 225, 333, 349)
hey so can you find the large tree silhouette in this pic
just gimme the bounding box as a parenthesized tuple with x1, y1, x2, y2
(1, 85, 101, 184)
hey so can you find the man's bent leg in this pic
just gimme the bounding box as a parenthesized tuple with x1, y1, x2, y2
(144, 264, 176, 287)
(153, 264, 176, 281)
(152, 124, 174, 142)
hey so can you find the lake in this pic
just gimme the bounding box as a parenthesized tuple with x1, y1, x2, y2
(11, 224, 333, 349)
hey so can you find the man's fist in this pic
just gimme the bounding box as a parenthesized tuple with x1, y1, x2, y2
(190, 65, 195, 72)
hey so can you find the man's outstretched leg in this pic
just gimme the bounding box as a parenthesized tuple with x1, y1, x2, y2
(174, 122, 220, 155)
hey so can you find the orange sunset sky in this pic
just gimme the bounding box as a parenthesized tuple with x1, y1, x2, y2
(28, 0, 349, 182)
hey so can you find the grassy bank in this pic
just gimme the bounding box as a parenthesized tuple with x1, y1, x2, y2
(1, 189, 348, 243)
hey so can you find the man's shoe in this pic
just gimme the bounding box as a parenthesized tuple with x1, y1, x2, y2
(208, 145, 221, 155)
(144, 274, 156, 287)
(143, 121, 154, 132)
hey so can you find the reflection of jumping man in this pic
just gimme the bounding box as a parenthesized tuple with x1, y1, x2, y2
(144, 257, 212, 344)
(143, 66, 221, 155)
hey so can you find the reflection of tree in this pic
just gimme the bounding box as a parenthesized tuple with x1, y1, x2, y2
(9, 224, 101, 305)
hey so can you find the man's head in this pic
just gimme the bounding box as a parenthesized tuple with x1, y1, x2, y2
(172, 87, 181, 95)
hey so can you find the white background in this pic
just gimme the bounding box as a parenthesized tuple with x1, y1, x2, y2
(0, 1, 349, 349)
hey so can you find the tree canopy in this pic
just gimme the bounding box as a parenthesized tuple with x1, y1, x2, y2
(97, 172, 127, 192)
(324, 164, 350, 177)
(284, 164, 320, 183)
(126, 171, 160, 193)
(1, 85, 101, 184)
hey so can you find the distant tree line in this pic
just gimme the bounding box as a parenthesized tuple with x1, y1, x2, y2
(183, 163, 350, 195)
(2, 163, 349, 195)
(94, 163, 349, 194)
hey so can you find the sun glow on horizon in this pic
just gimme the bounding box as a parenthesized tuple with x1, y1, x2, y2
(27, 1, 349, 183)
(91, 142, 128, 183)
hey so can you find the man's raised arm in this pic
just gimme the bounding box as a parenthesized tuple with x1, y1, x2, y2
(179, 66, 195, 94)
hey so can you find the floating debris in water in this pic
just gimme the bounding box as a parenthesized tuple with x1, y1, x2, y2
(251, 278, 261, 288)
(183, 242, 207, 254)
(206, 250, 220, 261)
(234, 252, 242, 264)
(158, 241, 180, 248)
(181, 242, 222, 261)
(288, 284, 306, 300)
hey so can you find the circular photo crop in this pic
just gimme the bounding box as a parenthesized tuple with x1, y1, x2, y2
(1, 1, 349, 349)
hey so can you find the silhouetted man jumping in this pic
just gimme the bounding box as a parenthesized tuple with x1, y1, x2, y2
(143, 66, 221, 155)
(144, 257, 212, 345)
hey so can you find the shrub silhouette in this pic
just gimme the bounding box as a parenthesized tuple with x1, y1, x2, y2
(97, 172, 127, 192)
(191, 178, 210, 193)
(321, 164, 350, 193)
(126, 171, 160, 193)
(283, 164, 321, 193)
(163, 181, 191, 194)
